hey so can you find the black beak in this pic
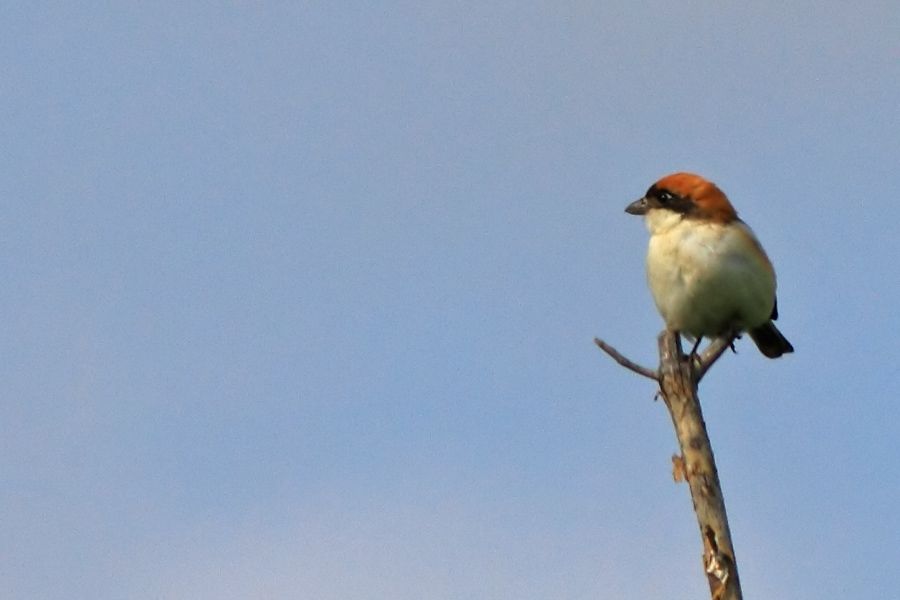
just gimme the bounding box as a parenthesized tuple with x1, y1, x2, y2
(625, 197, 648, 215)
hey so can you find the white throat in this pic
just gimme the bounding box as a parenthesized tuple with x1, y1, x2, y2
(644, 208, 684, 235)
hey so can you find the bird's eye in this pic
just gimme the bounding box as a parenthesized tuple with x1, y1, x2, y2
(658, 191, 674, 203)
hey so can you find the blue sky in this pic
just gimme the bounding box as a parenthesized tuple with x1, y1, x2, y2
(2, 3, 898, 598)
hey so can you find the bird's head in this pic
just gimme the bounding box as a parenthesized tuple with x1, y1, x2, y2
(625, 172, 737, 232)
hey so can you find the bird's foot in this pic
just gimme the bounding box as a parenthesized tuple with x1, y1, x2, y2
(728, 331, 742, 353)
(687, 336, 704, 369)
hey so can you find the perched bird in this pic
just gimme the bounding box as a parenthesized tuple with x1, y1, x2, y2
(625, 172, 793, 358)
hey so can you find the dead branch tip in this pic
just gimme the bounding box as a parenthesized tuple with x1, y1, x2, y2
(593, 337, 659, 381)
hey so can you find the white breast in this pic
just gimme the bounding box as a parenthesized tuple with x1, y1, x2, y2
(644, 212, 776, 337)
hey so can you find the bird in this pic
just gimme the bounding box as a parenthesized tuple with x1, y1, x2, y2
(625, 172, 794, 358)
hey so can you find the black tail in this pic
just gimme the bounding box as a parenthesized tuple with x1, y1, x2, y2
(749, 321, 794, 359)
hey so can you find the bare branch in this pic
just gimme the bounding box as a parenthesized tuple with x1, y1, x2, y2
(600, 329, 743, 599)
(695, 335, 737, 381)
(593, 337, 659, 381)
(656, 331, 742, 600)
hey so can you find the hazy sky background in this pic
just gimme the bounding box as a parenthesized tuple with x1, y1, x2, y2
(2, 3, 899, 599)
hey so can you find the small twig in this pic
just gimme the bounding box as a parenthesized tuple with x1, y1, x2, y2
(695, 335, 737, 381)
(593, 337, 659, 381)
